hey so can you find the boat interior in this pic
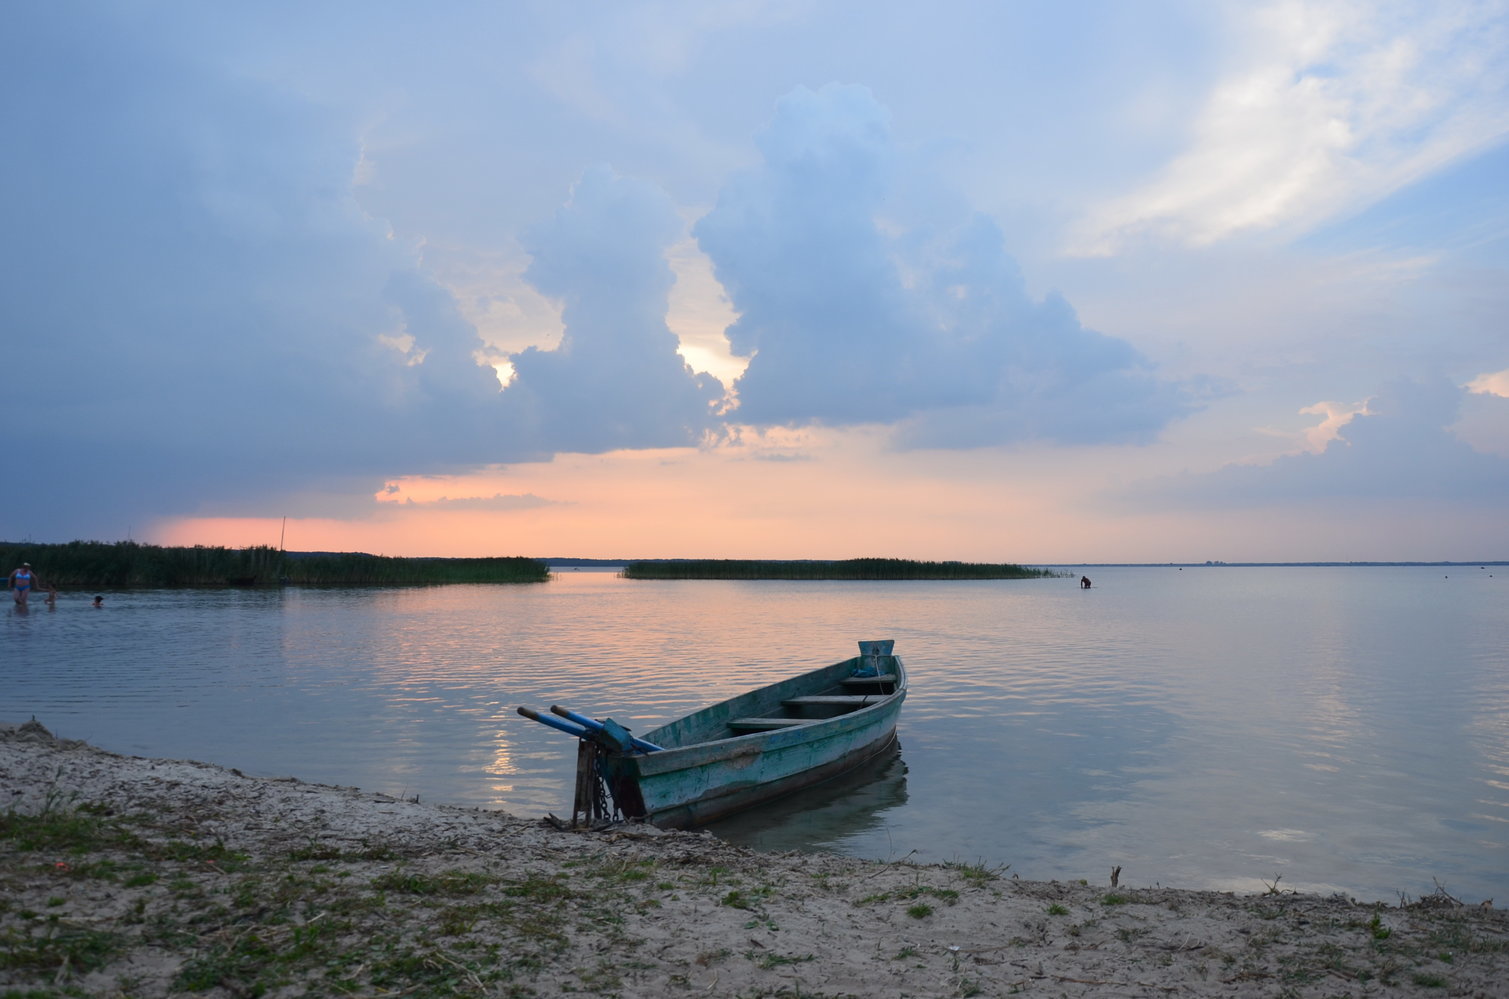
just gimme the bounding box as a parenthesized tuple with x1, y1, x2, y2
(725, 667, 900, 734)
(634, 642, 904, 749)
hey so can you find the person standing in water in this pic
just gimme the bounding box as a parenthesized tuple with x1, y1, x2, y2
(8, 562, 40, 605)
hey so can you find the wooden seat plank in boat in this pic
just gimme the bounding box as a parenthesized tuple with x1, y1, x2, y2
(840, 673, 897, 686)
(781, 694, 880, 707)
(728, 716, 813, 732)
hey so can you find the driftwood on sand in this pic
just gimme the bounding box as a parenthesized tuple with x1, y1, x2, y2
(3, 720, 1506, 998)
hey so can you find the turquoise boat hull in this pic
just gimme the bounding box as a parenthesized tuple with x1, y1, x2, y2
(597, 641, 907, 829)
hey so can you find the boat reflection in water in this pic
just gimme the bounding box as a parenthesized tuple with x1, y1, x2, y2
(704, 740, 909, 853)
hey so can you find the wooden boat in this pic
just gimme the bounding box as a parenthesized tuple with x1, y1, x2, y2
(518, 640, 907, 829)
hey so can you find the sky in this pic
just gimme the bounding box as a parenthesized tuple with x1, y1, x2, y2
(7, 0, 1509, 563)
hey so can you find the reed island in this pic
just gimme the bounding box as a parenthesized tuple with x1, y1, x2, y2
(0, 540, 547, 588)
(622, 558, 1057, 580)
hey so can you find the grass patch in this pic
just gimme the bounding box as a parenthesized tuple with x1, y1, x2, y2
(746, 950, 815, 970)
(371, 868, 497, 897)
(503, 874, 574, 902)
(1, 798, 140, 856)
(585, 857, 657, 885)
(0, 923, 123, 975)
(858, 884, 961, 907)
(941, 859, 1007, 883)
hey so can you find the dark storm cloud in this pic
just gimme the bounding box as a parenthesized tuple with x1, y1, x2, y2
(1122, 377, 1509, 509)
(695, 84, 1197, 443)
(4, 9, 715, 541)
(500, 165, 725, 454)
(5, 7, 512, 538)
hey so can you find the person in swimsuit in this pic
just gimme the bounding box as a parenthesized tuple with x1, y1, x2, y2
(8, 563, 39, 605)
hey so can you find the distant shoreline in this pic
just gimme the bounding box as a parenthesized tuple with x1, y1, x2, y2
(5, 540, 1503, 589)
(620, 558, 1058, 580)
(1037, 561, 1508, 568)
(542, 558, 1507, 572)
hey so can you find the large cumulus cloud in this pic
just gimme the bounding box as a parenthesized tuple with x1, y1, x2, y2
(696, 84, 1196, 443)
(500, 165, 724, 454)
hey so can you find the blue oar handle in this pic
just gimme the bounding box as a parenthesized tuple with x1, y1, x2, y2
(551, 705, 663, 753)
(516, 705, 590, 739)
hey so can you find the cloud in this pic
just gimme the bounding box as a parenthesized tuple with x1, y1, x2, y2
(501, 165, 726, 454)
(5, 9, 722, 542)
(390, 493, 559, 512)
(1454, 385, 1509, 459)
(1122, 376, 1509, 508)
(26, 3, 1496, 558)
(751, 452, 814, 464)
(1467, 368, 1509, 398)
(695, 84, 924, 426)
(695, 84, 1199, 444)
(1293, 399, 1369, 452)
(1075, 2, 1509, 253)
(9, 8, 553, 539)
(891, 217, 1208, 447)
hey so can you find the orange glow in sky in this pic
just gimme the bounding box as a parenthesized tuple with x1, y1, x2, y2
(152, 415, 1509, 564)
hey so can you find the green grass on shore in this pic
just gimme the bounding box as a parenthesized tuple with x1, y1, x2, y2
(622, 558, 1058, 580)
(0, 541, 548, 588)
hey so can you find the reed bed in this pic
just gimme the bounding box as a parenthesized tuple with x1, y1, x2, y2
(284, 552, 547, 586)
(0, 541, 547, 588)
(621, 558, 1057, 580)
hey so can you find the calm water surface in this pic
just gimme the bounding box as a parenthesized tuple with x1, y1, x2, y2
(4, 565, 1505, 904)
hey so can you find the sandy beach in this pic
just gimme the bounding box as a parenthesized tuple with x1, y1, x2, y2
(3, 720, 1506, 998)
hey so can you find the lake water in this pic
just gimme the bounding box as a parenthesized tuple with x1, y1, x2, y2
(4, 565, 1505, 904)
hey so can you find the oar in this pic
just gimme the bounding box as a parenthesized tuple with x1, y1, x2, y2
(551, 705, 663, 753)
(516, 705, 590, 739)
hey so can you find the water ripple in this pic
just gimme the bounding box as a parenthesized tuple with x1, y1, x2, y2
(3, 566, 1505, 904)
